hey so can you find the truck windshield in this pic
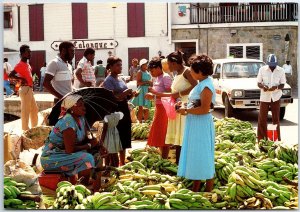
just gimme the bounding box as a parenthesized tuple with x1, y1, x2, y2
(223, 62, 264, 78)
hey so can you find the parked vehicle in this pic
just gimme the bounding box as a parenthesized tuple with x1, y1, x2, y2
(212, 58, 293, 120)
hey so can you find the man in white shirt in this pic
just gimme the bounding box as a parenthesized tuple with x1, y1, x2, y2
(257, 54, 286, 141)
(75, 48, 96, 88)
(39, 62, 47, 91)
(44, 41, 75, 104)
(282, 60, 292, 84)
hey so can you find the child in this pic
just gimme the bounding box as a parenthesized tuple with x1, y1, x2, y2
(145, 57, 173, 159)
(100, 112, 124, 167)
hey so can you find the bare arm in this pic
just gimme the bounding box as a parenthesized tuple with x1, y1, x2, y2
(99, 123, 108, 144)
(43, 73, 63, 99)
(63, 128, 90, 153)
(178, 87, 212, 115)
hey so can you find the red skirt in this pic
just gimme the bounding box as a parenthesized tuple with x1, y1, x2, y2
(147, 104, 168, 147)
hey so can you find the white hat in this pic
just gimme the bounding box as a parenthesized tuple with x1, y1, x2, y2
(61, 94, 83, 110)
(139, 59, 148, 66)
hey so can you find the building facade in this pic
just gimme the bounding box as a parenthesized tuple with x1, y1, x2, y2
(171, 3, 298, 90)
(3, 3, 299, 91)
(3, 3, 173, 78)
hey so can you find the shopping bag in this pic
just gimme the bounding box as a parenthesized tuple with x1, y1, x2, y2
(267, 124, 278, 141)
(161, 97, 177, 120)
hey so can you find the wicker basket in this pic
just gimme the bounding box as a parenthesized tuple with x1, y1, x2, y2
(22, 126, 53, 150)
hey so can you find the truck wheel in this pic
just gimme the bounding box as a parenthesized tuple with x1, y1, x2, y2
(224, 95, 234, 117)
(280, 107, 286, 120)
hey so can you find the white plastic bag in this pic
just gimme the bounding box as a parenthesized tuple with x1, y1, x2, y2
(4, 160, 42, 195)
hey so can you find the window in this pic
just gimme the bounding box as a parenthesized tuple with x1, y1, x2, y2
(227, 43, 263, 60)
(72, 3, 88, 39)
(4, 11, 12, 28)
(223, 62, 264, 78)
(127, 3, 145, 37)
(29, 4, 44, 41)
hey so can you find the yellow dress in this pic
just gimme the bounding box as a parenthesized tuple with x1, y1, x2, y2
(165, 68, 192, 146)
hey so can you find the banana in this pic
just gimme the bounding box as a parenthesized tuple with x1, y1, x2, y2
(57, 181, 72, 188)
(140, 190, 161, 196)
(140, 185, 162, 191)
(95, 196, 114, 209)
(171, 203, 188, 209)
(229, 183, 237, 201)
(244, 197, 256, 206)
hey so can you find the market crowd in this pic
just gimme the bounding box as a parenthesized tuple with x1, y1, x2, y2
(6, 41, 287, 192)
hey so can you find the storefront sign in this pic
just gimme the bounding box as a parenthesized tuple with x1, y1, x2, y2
(51, 39, 118, 51)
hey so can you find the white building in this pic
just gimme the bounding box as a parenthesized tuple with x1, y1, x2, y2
(3, 3, 174, 77)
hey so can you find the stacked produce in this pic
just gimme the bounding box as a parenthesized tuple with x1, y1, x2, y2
(47, 117, 298, 209)
(131, 122, 151, 140)
(4, 177, 40, 209)
(49, 181, 92, 209)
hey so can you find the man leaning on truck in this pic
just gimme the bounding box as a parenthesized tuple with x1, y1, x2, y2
(257, 54, 286, 141)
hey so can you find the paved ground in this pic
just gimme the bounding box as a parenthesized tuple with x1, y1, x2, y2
(212, 98, 298, 146)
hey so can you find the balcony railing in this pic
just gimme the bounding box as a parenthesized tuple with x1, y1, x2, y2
(190, 3, 298, 24)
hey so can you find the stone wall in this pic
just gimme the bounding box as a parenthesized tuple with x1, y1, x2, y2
(172, 26, 298, 93)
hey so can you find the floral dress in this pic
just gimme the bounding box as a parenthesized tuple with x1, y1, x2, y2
(40, 113, 95, 177)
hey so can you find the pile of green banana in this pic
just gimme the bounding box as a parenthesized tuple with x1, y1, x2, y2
(214, 117, 253, 133)
(49, 181, 92, 209)
(131, 122, 151, 140)
(268, 143, 298, 164)
(4, 177, 39, 209)
(254, 158, 298, 182)
(89, 192, 124, 209)
(126, 147, 178, 175)
(215, 157, 235, 183)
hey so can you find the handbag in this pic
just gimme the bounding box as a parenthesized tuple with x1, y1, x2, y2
(187, 99, 214, 111)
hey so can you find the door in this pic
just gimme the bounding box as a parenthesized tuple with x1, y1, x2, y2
(213, 63, 223, 105)
(128, 47, 149, 72)
(30, 50, 46, 85)
(174, 42, 196, 65)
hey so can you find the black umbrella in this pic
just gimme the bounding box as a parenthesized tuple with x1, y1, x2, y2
(48, 87, 118, 126)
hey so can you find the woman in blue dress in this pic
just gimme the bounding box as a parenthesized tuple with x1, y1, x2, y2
(176, 54, 216, 192)
(40, 94, 104, 185)
(131, 59, 152, 122)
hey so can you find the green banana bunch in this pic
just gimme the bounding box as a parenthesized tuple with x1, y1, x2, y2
(4, 177, 39, 209)
(53, 184, 92, 209)
(131, 122, 151, 140)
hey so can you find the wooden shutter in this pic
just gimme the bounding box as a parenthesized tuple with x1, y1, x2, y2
(29, 4, 44, 41)
(128, 48, 149, 69)
(30, 51, 46, 80)
(72, 3, 88, 39)
(127, 3, 145, 37)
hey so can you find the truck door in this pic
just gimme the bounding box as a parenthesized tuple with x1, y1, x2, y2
(212, 64, 222, 105)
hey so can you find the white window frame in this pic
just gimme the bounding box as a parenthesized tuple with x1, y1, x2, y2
(227, 43, 263, 60)
(172, 39, 199, 55)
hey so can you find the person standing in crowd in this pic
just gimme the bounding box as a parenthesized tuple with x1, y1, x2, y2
(176, 54, 216, 192)
(159, 51, 198, 164)
(39, 62, 47, 92)
(9, 45, 39, 130)
(75, 48, 96, 88)
(44, 41, 75, 104)
(257, 54, 286, 141)
(131, 59, 152, 123)
(129, 58, 139, 81)
(161, 58, 173, 79)
(102, 56, 137, 166)
(145, 57, 173, 159)
(94, 60, 107, 87)
(282, 60, 293, 85)
(3, 58, 14, 97)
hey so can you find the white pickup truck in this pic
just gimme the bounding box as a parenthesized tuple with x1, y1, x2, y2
(212, 58, 293, 120)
